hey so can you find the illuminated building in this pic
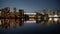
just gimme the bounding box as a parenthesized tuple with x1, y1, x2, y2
(18, 9, 24, 26)
(1, 9, 5, 19)
(13, 8, 17, 19)
(36, 12, 44, 23)
(0, 7, 60, 29)
(0, 9, 1, 16)
(5, 7, 10, 19)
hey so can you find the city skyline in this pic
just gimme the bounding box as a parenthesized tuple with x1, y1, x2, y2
(0, 0, 60, 13)
(0, 0, 60, 33)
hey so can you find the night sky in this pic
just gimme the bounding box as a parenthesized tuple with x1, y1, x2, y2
(0, 0, 60, 13)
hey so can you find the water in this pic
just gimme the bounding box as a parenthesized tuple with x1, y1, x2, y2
(0, 19, 60, 34)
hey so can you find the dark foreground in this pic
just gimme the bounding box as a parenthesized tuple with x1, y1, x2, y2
(0, 23, 60, 34)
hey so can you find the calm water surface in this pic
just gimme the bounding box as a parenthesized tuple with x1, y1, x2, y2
(0, 19, 60, 34)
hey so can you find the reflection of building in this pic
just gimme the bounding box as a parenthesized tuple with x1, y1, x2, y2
(36, 9, 60, 24)
(36, 12, 44, 23)
(4, 19, 10, 29)
(24, 14, 29, 21)
(57, 10, 60, 17)
(12, 19, 16, 28)
(0, 7, 60, 29)
(57, 10, 60, 23)
(0, 19, 2, 26)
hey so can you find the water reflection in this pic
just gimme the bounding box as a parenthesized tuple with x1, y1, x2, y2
(0, 18, 60, 29)
(36, 18, 60, 25)
(0, 19, 24, 29)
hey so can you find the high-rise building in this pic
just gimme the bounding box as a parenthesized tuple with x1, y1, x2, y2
(13, 8, 17, 19)
(19, 9, 24, 26)
(4, 19, 10, 29)
(13, 8, 16, 14)
(5, 7, 10, 19)
(36, 12, 44, 23)
(19, 9, 24, 19)
(0, 9, 2, 18)
(19, 9, 24, 15)
(1, 9, 5, 19)
(5, 7, 10, 13)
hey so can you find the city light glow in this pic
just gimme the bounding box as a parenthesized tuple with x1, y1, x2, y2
(24, 13, 36, 15)
(49, 15, 53, 17)
(49, 18, 52, 21)
(24, 21, 36, 23)
(0, 20, 1, 25)
(29, 16, 35, 17)
(54, 18, 58, 21)
(54, 15, 58, 17)
(38, 19, 41, 20)
(29, 19, 35, 20)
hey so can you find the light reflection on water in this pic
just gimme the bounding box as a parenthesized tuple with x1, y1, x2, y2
(0, 18, 60, 32)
